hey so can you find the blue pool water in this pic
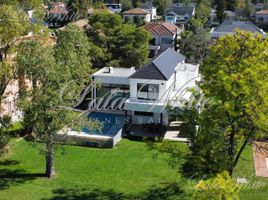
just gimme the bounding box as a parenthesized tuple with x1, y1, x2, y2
(82, 112, 125, 136)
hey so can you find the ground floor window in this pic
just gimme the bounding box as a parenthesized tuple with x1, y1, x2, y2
(134, 111, 154, 117)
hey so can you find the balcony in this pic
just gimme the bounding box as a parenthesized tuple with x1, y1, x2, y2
(124, 98, 167, 113)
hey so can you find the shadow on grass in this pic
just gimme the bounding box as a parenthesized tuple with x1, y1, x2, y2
(0, 159, 45, 190)
(44, 182, 186, 200)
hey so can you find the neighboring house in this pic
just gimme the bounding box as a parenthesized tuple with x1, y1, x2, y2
(165, 4, 195, 25)
(210, 20, 266, 39)
(105, 3, 122, 13)
(143, 21, 182, 57)
(254, 10, 268, 26)
(209, 9, 236, 26)
(139, 1, 157, 20)
(0, 80, 23, 122)
(92, 48, 199, 126)
(254, 3, 266, 11)
(47, 2, 69, 27)
(122, 2, 157, 23)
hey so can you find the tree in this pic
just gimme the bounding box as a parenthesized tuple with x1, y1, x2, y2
(195, 171, 240, 200)
(87, 12, 150, 68)
(18, 26, 94, 178)
(122, 0, 133, 11)
(179, 27, 210, 64)
(153, 0, 172, 16)
(244, 0, 254, 19)
(215, 0, 227, 23)
(67, 0, 92, 18)
(0, 116, 12, 155)
(199, 31, 268, 175)
(189, 0, 211, 30)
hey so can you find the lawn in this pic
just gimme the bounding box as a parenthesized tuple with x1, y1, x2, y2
(0, 139, 267, 200)
(0, 139, 188, 200)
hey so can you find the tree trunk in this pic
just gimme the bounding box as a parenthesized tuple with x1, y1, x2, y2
(233, 134, 251, 168)
(228, 131, 235, 176)
(45, 132, 56, 178)
(45, 151, 55, 178)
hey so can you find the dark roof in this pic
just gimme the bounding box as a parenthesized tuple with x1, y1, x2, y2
(214, 20, 264, 34)
(139, 1, 154, 9)
(165, 6, 195, 16)
(130, 48, 185, 80)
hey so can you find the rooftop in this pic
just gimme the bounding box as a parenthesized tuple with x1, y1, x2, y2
(123, 8, 149, 15)
(256, 10, 268, 15)
(211, 20, 266, 37)
(93, 67, 136, 78)
(143, 21, 181, 36)
(165, 5, 195, 16)
(49, 2, 68, 14)
(130, 48, 185, 80)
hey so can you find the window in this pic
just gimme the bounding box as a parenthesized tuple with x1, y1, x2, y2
(134, 111, 154, 116)
(137, 83, 159, 100)
(161, 37, 173, 44)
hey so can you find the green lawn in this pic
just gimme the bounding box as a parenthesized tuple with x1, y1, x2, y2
(0, 139, 187, 200)
(233, 143, 268, 200)
(0, 139, 267, 200)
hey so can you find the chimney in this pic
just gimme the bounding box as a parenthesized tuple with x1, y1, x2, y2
(108, 67, 113, 73)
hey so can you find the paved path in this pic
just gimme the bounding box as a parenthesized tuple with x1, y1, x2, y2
(164, 121, 189, 142)
(252, 141, 268, 178)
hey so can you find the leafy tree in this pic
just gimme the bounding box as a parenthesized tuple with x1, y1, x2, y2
(195, 171, 240, 200)
(153, 0, 172, 16)
(67, 0, 92, 18)
(87, 12, 150, 68)
(54, 24, 93, 81)
(199, 31, 268, 175)
(18, 26, 95, 178)
(215, 0, 227, 23)
(0, 115, 12, 155)
(189, 0, 211, 30)
(122, 0, 133, 11)
(179, 27, 210, 64)
(244, 0, 254, 19)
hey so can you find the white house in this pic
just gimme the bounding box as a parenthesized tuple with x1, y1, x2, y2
(105, 3, 122, 13)
(92, 48, 200, 127)
(122, 2, 157, 23)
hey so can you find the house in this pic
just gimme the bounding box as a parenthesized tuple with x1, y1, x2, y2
(210, 20, 266, 39)
(254, 10, 268, 27)
(105, 3, 122, 13)
(164, 4, 195, 25)
(92, 48, 199, 127)
(209, 10, 236, 26)
(143, 21, 182, 57)
(47, 2, 69, 27)
(254, 3, 266, 11)
(122, 2, 157, 23)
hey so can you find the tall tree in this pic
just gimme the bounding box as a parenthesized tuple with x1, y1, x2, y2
(199, 31, 268, 175)
(179, 27, 210, 64)
(87, 12, 150, 68)
(67, 0, 92, 18)
(18, 25, 94, 178)
(215, 0, 227, 23)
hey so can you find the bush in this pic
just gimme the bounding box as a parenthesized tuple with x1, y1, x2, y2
(195, 171, 240, 200)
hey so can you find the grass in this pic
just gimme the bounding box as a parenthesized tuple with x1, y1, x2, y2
(0, 139, 187, 200)
(233, 143, 268, 200)
(0, 139, 267, 200)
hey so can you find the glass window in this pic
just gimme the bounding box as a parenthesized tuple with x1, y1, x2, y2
(137, 83, 159, 100)
(161, 37, 173, 44)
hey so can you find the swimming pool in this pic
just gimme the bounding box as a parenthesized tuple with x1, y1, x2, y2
(82, 112, 125, 136)
(56, 112, 126, 148)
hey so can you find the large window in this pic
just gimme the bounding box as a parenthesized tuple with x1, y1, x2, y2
(137, 83, 159, 100)
(161, 37, 173, 44)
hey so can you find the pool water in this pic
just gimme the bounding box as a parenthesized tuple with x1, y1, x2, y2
(82, 112, 125, 136)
